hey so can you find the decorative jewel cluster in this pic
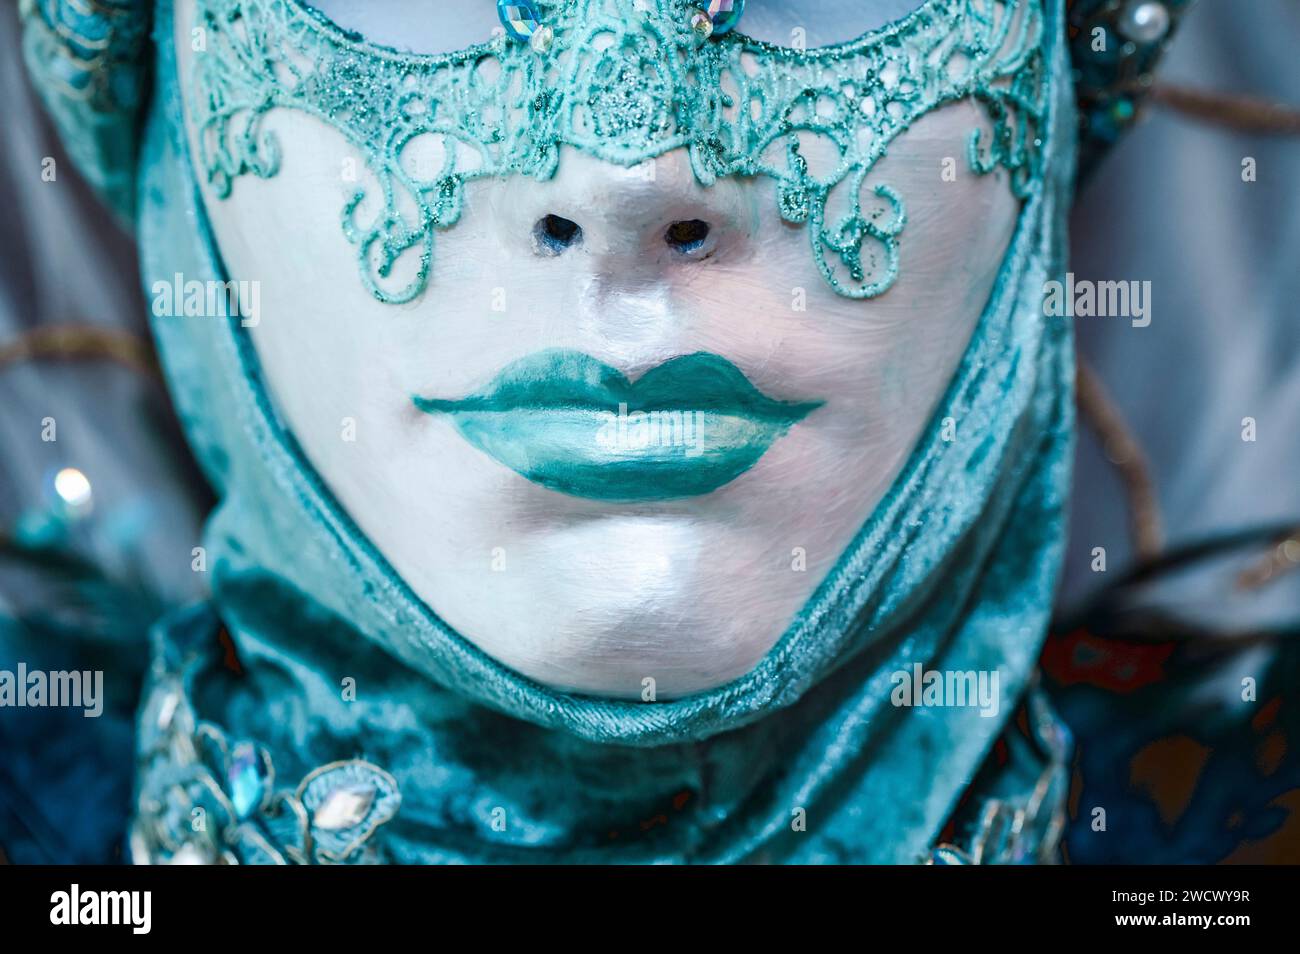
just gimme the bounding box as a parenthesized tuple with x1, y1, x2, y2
(192, 0, 1048, 303)
(131, 674, 400, 865)
(1067, 0, 1194, 181)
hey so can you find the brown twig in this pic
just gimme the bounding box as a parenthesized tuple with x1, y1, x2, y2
(0, 323, 159, 379)
(1075, 357, 1165, 561)
(1237, 528, 1300, 591)
(1148, 83, 1300, 136)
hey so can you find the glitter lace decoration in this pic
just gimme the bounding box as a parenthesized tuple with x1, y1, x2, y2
(191, 0, 1047, 303)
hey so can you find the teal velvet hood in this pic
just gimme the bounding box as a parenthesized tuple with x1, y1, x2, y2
(21, 0, 1077, 863)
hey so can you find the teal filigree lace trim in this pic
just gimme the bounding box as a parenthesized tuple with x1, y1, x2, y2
(190, 0, 1047, 303)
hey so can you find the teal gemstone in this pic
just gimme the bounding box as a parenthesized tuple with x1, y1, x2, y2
(497, 1, 544, 41)
(703, 0, 745, 36)
(228, 742, 265, 819)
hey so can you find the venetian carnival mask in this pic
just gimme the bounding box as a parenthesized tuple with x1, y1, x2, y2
(177, 0, 1049, 697)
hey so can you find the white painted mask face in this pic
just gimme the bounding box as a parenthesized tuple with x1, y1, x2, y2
(176, 0, 1044, 697)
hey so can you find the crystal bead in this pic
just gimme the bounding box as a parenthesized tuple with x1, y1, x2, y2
(690, 12, 714, 40)
(155, 691, 180, 731)
(703, 0, 745, 36)
(497, 0, 544, 42)
(227, 742, 265, 819)
(530, 24, 554, 53)
(312, 784, 376, 831)
(300, 760, 400, 859)
(1117, 1, 1171, 45)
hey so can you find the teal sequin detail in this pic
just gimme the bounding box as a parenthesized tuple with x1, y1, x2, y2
(191, 0, 1048, 303)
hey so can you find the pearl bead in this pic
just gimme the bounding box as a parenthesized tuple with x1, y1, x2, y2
(1117, 1, 1171, 45)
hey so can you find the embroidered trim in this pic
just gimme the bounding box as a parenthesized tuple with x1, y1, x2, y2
(131, 670, 401, 865)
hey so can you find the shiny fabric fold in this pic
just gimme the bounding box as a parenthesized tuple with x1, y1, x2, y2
(18, 0, 151, 223)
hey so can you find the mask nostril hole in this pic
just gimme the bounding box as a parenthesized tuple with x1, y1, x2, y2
(534, 214, 582, 255)
(665, 219, 711, 254)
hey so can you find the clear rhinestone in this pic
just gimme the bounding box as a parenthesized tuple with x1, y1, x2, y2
(690, 12, 714, 40)
(312, 784, 376, 831)
(530, 24, 554, 53)
(155, 691, 180, 730)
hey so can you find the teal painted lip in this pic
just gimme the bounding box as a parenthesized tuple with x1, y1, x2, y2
(413, 349, 823, 501)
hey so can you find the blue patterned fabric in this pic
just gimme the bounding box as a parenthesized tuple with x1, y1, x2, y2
(18, 0, 151, 222)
